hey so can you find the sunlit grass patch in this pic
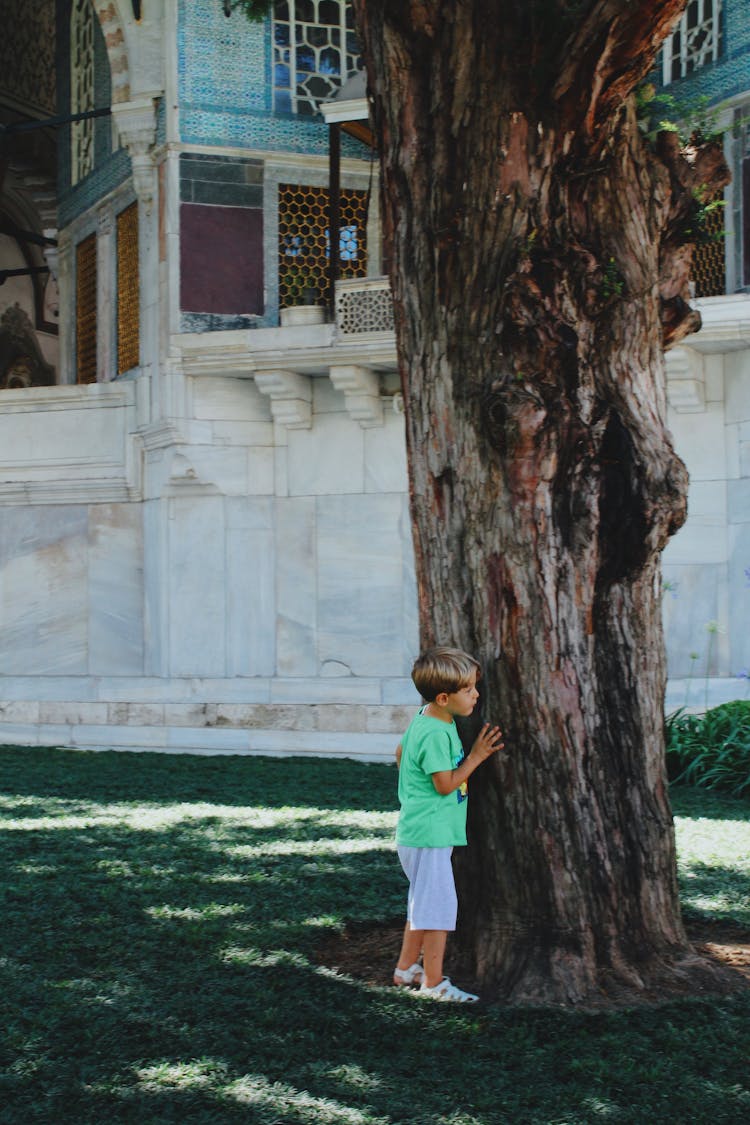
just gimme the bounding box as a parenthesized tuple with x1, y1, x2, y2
(147, 902, 247, 922)
(673, 791, 750, 925)
(219, 945, 310, 969)
(136, 1057, 229, 1091)
(0, 746, 748, 1125)
(223, 1073, 388, 1124)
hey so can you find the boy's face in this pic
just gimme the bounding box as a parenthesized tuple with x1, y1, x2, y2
(443, 671, 479, 717)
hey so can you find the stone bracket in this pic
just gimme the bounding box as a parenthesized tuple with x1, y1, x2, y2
(254, 369, 312, 429)
(111, 96, 159, 208)
(329, 364, 383, 427)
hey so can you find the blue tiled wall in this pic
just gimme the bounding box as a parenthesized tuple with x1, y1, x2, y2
(177, 1, 362, 158)
(657, 0, 750, 105)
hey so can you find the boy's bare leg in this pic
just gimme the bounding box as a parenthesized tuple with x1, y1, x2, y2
(422, 930, 448, 988)
(396, 922, 424, 971)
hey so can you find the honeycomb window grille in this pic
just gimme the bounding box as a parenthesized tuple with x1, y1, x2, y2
(273, 0, 362, 116)
(662, 0, 722, 85)
(278, 183, 368, 307)
(70, 0, 95, 185)
(691, 197, 726, 297)
(117, 202, 140, 373)
(76, 233, 97, 384)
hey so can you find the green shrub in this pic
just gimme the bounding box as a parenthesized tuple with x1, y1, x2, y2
(666, 700, 750, 795)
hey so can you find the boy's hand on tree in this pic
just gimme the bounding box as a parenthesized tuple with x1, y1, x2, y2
(470, 723, 504, 762)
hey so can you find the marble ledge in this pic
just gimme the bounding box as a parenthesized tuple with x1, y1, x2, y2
(0, 723, 396, 762)
(0, 699, 414, 734)
(665, 677, 750, 712)
(0, 675, 417, 706)
(0, 381, 136, 414)
(175, 325, 398, 380)
(0, 479, 140, 506)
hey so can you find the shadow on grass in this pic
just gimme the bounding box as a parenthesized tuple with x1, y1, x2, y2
(0, 745, 398, 812)
(1, 747, 750, 1123)
(671, 785, 750, 823)
(679, 861, 750, 928)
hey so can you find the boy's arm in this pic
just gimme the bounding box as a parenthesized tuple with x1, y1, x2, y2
(431, 723, 504, 795)
(395, 741, 403, 768)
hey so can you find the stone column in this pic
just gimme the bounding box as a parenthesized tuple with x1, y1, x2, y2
(56, 233, 75, 384)
(111, 96, 160, 423)
(96, 208, 115, 381)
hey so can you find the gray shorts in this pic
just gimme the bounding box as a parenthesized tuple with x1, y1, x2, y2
(397, 845, 458, 931)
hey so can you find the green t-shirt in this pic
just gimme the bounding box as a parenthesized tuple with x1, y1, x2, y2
(396, 708, 468, 848)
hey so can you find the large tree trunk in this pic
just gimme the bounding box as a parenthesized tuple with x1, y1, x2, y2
(353, 0, 731, 1004)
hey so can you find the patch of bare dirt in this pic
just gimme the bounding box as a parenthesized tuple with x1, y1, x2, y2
(314, 917, 750, 1006)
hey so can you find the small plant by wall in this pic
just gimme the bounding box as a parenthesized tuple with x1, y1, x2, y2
(666, 701, 750, 796)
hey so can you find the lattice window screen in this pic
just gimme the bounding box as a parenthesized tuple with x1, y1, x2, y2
(663, 0, 722, 84)
(117, 202, 140, 373)
(691, 198, 726, 297)
(70, 0, 95, 185)
(278, 183, 368, 306)
(273, 0, 361, 116)
(76, 233, 97, 384)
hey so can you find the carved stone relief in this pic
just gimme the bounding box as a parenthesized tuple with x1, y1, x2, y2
(0, 304, 56, 389)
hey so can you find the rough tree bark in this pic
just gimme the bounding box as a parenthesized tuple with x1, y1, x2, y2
(352, 0, 731, 1004)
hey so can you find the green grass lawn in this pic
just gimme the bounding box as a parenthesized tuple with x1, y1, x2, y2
(1, 747, 749, 1125)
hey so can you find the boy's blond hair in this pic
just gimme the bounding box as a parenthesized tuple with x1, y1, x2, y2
(411, 646, 481, 701)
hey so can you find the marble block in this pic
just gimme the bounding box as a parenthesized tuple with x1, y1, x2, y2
(662, 563, 725, 677)
(728, 478, 750, 525)
(168, 495, 227, 676)
(0, 506, 88, 675)
(0, 701, 40, 723)
(142, 499, 168, 676)
(728, 521, 750, 675)
(665, 490, 729, 565)
(0, 393, 127, 475)
(191, 376, 272, 422)
(181, 445, 252, 496)
(317, 493, 407, 676)
(275, 497, 317, 676)
(226, 499, 276, 676)
(725, 353, 750, 423)
(364, 411, 408, 494)
(669, 404, 726, 481)
(88, 504, 144, 675)
(286, 411, 365, 496)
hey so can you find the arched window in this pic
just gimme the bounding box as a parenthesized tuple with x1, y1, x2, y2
(71, 0, 96, 185)
(273, 0, 361, 115)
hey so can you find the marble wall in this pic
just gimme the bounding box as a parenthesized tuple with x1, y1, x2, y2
(0, 350, 748, 759)
(0, 501, 143, 677)
(142, 375, 418, 683)
(663, 346, 750, 698)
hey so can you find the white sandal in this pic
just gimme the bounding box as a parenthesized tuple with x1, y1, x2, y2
(419, 977, 479, 1002)
(393, 961, 424, 986)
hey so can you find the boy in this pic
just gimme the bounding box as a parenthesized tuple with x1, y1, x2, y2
(393, 646, 504, 1002)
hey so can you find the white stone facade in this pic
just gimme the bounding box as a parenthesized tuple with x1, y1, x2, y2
(0, 2, 748, 760)
(663, 297, 750, 710)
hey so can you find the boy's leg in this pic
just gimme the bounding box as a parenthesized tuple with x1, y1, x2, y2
(421, 930, 448, 988)
(396, 922, 424, 972)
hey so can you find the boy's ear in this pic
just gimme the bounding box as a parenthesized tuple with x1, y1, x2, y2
(434, 691, 449, 707)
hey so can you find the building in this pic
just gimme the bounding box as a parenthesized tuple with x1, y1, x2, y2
(0, 0, 747, 759)
(655, 0, 750, 708)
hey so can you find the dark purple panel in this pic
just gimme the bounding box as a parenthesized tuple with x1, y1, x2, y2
(180, 204, 263, 314)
